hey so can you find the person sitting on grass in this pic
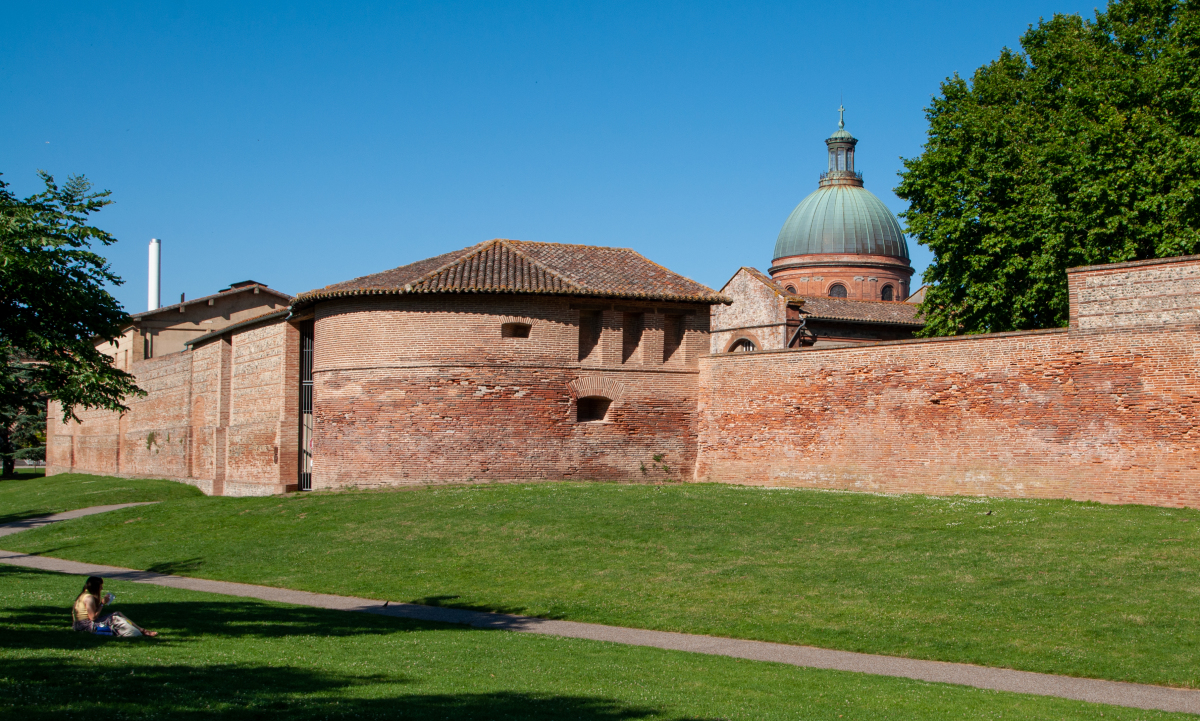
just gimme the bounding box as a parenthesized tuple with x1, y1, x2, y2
(71, 576, 158, 637)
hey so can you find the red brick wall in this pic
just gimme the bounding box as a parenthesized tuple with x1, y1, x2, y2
(46, 317, 296, 496)
(696, 256, 1200, 508)
(46, 255, 1200, 504)
(696, 323, 1200, 507)
(310, 294, 710, 488)
(225, 322, 296, 495)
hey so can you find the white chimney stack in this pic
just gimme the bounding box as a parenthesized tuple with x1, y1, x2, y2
(148, 238, 161, 311)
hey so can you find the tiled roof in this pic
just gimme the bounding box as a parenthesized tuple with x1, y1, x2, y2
(293, 239, 729, 308)
(131, 283, 292, 319)
(796, 295, 924, 326)
(731, 266, 923, 326)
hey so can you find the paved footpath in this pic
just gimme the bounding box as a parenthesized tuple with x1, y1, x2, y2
(2, 505, 1199, 715)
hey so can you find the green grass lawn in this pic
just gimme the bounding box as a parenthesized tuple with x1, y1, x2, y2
(0, 566, 1184, 720)
(0, 472, 201, 525)
(3, 474, 1199, 688)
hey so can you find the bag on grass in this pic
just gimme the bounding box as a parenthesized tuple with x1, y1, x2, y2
(108, 614, 143, 638)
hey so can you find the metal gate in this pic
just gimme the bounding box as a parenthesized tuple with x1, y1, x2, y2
(299, 323, 314, 491)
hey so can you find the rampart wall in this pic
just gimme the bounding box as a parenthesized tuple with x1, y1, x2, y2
(45, 254, 1200, 506)
(696, 256, 1200, 508)
(46, 317, 297, 496)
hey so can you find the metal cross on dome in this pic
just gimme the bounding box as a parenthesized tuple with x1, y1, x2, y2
(838, 104, 845, 129)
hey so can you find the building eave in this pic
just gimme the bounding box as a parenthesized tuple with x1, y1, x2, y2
(289, 286, 731, 315)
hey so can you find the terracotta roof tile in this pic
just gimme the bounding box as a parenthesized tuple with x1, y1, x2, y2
(293, 239, 729, 307)
(731, 266, 922, 325)
(795, 295, 924, 326)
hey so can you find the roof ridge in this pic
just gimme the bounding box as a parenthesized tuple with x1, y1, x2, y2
(505, 239, 637, 252)
(493, 239, 588, 293)
(397, 240, 494, 291)
(131, 284, 292, 319)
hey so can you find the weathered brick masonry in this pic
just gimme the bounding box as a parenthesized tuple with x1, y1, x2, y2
(46, 245, 1200, 508)
(47, 314, 298, 496)
(310, 294, 709, 487)
(696, 256, 1200, 508)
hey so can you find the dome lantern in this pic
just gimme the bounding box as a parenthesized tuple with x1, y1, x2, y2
(822, 105, 862, 188)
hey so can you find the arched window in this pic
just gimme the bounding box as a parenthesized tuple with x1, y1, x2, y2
(837, 148, 846, 170)
(785, 285, 797, 294)
(576, 396, 611, 422)
(729, 338, 756, 352)
(846, 148, 854, 171)
(828, 284, 847, 298)
(502, 322, 531, 338)
(880, 285, 894, 301)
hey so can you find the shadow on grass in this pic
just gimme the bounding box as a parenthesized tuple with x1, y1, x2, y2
(0, 509, 55, 526)
(0, 597, 464, 650)
(412, 594, 569, 620)
(1, 658, 708, 720)
(0, 565, 467, 651)
(0, 566, 713, 721)
(145, 557, 205, 575)
(0, 469, 46, 482)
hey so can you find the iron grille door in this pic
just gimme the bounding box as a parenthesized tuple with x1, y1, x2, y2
(299, 323, 314, 491)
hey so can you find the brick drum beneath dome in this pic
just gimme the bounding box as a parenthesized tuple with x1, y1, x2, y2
(769, 253, 913, 302)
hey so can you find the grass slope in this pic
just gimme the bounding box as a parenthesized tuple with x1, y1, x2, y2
(0, 473, 201, 525)
(4, 476, 1199, 687)
(0, 567, 1183, 720)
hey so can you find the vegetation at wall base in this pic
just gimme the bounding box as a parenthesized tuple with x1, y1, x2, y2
(896, 0, 1200, 335)
(0, 566, 1187, 720)
(5, 474, 1200, 689)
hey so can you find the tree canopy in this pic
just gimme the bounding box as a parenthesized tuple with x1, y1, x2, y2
(896, 0, 1200, 335)
(0, 171, 143, 445)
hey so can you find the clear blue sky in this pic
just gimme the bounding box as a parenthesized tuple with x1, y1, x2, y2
(3, 1, 1101, 312)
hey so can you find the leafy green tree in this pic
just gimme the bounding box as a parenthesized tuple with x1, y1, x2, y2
(0, 361, 47, 476)
(896, 0, 1200, 335)
(0, 171, 143, 473)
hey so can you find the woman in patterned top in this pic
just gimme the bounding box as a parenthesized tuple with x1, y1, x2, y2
(72, 576, 158, 637)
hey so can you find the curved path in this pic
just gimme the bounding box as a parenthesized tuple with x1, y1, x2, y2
(2, 504, 1198, 715)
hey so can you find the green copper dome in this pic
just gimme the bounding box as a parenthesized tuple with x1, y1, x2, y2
(773, 184, 909, 260)
(773, 112, 909, 261)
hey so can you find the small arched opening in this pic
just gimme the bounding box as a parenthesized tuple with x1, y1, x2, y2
(502, 322, 531, 338)
(785, 285, 797, 294)
(576, 396, 612, 423)
(728, 338, 756, 353)
(880, 285, 894, 302)
(828, 284, 848, 298)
